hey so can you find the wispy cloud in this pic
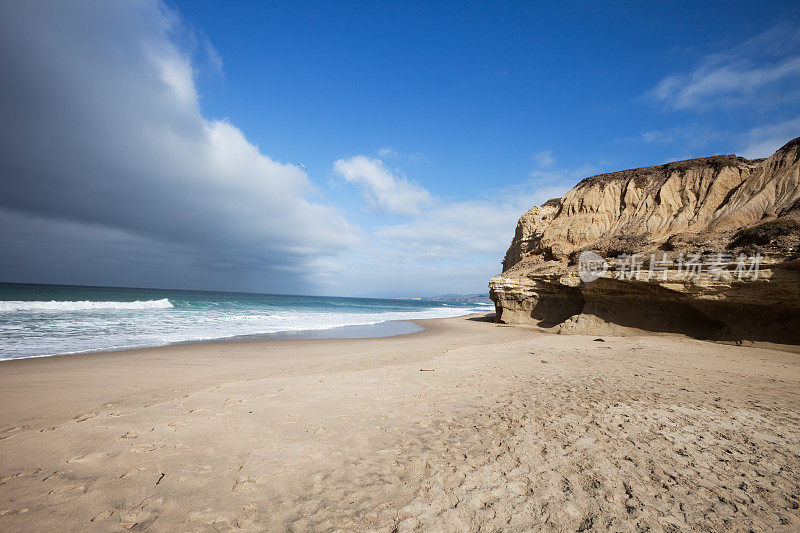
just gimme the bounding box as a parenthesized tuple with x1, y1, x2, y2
(203, 37, 224, 79)
(333, 156, 432, 216)
(636, 126, 725, 154)
(526, 148, 595, 189)
(332, 193, 560, 296)
(739, 116, 800, 159)
(532, 150, 555, 168)
(631, 121, 799, 161)
(529, 164, 595, 188)
(377, 147, 398, 158)
(375, 147, 431, 164)
(326, 148, 578, 295)
(377, 200, 528, 260)
(648, 25, 800, 111)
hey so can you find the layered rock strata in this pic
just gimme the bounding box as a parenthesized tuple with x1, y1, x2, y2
(489, 138, 800, 345)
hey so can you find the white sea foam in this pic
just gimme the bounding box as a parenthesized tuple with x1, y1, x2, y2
(224, 306, 485, 333)
(0, 299, 174, 312)
(0, 296, 489, 360)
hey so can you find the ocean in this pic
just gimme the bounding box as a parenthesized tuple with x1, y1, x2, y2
(0, 283, 492, 360)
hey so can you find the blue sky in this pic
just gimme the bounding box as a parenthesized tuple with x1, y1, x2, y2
(1, 1, 799, 296)
(180, 1, 800, 191)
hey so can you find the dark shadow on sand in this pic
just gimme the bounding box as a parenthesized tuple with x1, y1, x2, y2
(466, 313, 497, 323)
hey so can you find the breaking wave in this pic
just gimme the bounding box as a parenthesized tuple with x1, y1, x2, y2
(0, 288, 491, 360)
(0, 299, 174, 312)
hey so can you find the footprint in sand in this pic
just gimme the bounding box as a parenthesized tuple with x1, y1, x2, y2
(40, 471, 59, 482)
(129, 442, 168, 453)
(232, 475, 267, 493)
(55, 483, 88, 495)
(74, 411, 98, 423)
(119, 467, 144, 479)
(67, 452, 109, 463)
(237, 503, 259, 528)
(0, 425, 32, 440)
(116, 431, 140, 441)
(0, 508, 29, 518)
(166, 421, 186, 432)
(183, 464, 212, 472)
(186, 508, 238, 530)
(90, 509, 113, 522)
(1, 425, 28, 433)
(120, 496, 162, 530)
(0, 469, 41, 485)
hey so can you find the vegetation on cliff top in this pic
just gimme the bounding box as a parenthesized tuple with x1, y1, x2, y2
(728, 218, 800, 249)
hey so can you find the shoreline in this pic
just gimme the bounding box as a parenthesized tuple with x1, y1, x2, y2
(1, 314, 798, 530)
(0, 316, 437, 363)
(0, 314, 496, 429)
(0, 281, 495, 362)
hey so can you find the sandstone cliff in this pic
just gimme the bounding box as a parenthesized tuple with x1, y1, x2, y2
(489, 137, 800, 346)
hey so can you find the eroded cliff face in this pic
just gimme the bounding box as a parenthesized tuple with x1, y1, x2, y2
(489, 137, 800, 346)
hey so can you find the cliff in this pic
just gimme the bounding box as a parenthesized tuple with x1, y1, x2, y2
(489, 137, 800, 346)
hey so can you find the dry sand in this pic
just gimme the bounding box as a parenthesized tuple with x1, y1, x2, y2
(1, 314, 798, 531)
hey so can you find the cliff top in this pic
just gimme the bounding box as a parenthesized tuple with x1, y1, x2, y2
(576, 136, 799, 189)
(577, 155, 754, 189)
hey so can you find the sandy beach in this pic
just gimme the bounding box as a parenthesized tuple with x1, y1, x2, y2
(1, 314, 799, 531)
(4, 1, 800, 532)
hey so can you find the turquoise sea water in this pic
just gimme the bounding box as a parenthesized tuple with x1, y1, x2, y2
(0, 283, 492, 360)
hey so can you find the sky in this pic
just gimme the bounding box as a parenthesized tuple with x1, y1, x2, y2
(1, 1, 799, 297)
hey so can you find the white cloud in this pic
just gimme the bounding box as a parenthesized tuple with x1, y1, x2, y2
(203, 37, 224, 78)
(337, 183, 569, 296)
(322, 200, 523, 296)
(0, 0, 601, 297)
(635, 126, 726, 156)
(375, 147, 431, 164)
(648, 25, 800, 110)
(333, 156, 432, 216)
(739, 117, 800, 159)
(152, 52, 198, 108)
(322, 143, 580, 295)
(651, 56, 800, 110)
(634, 118, 799, 161)
(530, 165, 595, 187)
(330, 151, 579, 290)
(375, 175, 570, 261)
(0, 0, 358, 293)
(378, 201, 521, 259)
(377, 147, 398, 158)
(640, 129, 680, 144)
(532, 150, 555, 168)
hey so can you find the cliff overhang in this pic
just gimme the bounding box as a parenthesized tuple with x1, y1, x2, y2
(489, 137, 800, 346)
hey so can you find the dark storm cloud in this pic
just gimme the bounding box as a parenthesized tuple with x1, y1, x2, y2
(0, 1, 358, 292)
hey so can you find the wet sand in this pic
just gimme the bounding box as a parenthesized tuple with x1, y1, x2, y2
(1, 314, 798, 531)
